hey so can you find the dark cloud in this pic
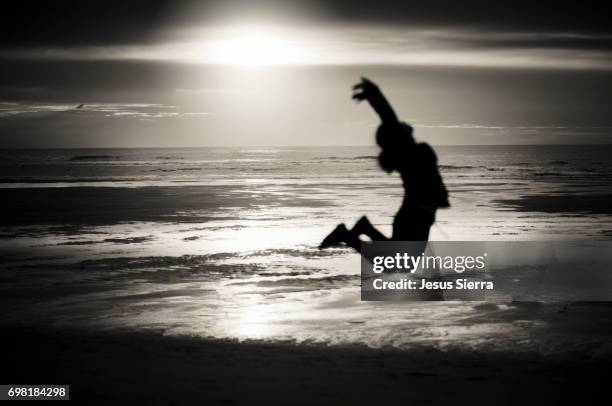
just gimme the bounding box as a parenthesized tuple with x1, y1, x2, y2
(319, 0, 612, 34)
(1, 0, 611, 49)
(0, 1, 169, 48)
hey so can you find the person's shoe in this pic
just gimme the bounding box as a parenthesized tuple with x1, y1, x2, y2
(319, 224, 348, 249)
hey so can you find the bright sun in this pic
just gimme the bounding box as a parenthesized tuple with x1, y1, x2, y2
(206, 28, 305, 65)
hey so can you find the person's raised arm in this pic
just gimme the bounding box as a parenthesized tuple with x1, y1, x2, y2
(352, 77, 399, 126)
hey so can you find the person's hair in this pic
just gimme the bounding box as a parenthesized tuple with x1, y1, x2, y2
(376, 122, 415, 173)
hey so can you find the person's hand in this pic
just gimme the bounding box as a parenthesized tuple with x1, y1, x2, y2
(352, 77, 381, 102)
(351, 77, 399, 125)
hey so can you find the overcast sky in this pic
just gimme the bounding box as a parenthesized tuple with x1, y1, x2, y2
(1, 0, 611, 147)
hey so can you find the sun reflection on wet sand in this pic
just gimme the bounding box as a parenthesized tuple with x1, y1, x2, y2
(222, 301, 282, 339)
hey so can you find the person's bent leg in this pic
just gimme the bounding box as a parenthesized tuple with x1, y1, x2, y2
(342, 228, 363, 252)
(319, 223, 349, 249)
(390, 209, 436, 258)
(352, 216, 389, 241)
(351, 216, 394, 262)
(319, 223, 364, 253)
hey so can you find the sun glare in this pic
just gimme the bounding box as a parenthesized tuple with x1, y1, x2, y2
(207, 29, 305, 65)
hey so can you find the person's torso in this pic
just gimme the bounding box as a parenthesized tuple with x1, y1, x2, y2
(398, 143, 449, 208)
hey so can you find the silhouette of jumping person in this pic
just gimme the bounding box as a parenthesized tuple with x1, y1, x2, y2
(320, 78, 449, 253)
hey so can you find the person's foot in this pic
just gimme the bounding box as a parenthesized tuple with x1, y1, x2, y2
(319, 224, 348, 249)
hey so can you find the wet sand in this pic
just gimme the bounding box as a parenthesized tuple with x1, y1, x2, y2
(2, 147, 612, 403)
(2, 324, 609, 405)
(1, 185, 333, 226)
(494, 193, 612, 215)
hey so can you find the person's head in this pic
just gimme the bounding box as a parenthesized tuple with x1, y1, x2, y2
(376, 122, 415, 173)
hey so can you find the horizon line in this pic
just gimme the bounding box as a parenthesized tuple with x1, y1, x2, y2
(2, 143, 612, 150)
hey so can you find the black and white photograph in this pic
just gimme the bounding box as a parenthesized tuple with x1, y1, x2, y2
(1, 1, 611, 404)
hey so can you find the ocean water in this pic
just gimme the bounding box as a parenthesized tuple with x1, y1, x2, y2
(1, 146, 611, 352)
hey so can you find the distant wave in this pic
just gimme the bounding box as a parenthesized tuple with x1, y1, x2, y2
(70, 155, 120, 161)
(319, 155, 377, 161)
(59, 236, 154, 246)
(154, 156, 184, 160)
(440, 165, 506, 172)
(0, 177, 144, 183)
(440, 163, 537, 170)
(154, 167, 201, 172)
(439, 165, 475, 170)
